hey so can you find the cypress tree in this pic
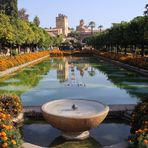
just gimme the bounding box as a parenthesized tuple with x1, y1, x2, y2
(0, 0, 18, 18)
(33, 16, 40, 26)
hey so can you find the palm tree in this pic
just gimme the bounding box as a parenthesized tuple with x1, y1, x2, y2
(88, 21, 96, 34)
(98, 25, 103, 32)
(144, 4, 148, 16)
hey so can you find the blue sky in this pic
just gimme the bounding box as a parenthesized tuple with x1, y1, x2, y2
(18, 0, 147, 29)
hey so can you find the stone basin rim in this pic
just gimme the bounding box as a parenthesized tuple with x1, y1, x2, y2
(41, 99, 109, 119)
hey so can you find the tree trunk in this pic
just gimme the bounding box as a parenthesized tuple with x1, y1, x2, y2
(141, 43, 144, 57)
(117, 44, 119, 53)
(124, 46, 127, 55)
(91, 27, 93, 35)
(134, 45, 137, 57)
(10, 44, 12, 57)
(18, 46, 21, 54)
(130, 45, 133, 56)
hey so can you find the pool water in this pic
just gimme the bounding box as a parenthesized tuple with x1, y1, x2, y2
(23, 122, 130, 147)
(0, 57, 148, 106)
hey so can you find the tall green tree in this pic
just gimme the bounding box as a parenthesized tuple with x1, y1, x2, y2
(144, 4, 148, 41)
(0, 13, 15, 52)
(33, 16, 40, 27)
(0, 10, 61, 54)
(85, 16, 147, 57)
(0, 0, 18, 18)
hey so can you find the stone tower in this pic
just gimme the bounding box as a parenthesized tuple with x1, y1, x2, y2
(56, 14, 68, 36)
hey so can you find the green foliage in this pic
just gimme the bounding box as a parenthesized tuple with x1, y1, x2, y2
(0, 0, 60, 51)
(128, 102, 148, 148)
(68, 31, 80, 38)
(0, 0, 18, 18)
(33, 16, 40, 27)
(53, 34, 63, 46)
(0, 13, 57, 51)
(0, 13, 15, 45)
(85, 16, 148, 56)
(130, 102, 148, 133)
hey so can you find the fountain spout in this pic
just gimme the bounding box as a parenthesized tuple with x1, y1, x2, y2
(72, 104, 78, 110)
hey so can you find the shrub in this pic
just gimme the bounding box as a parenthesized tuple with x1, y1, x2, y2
(0, 94, 22, 118)
(130, 102, 148, 133)
(128, 102, 148, 148)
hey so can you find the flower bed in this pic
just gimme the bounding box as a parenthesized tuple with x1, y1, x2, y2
(0, 51, 50, 71)
(94, 51, 148, 70)
(0, 94, 23, 148)
(0, 94, 22, 118)
(49, 49, 64, 55)
(0, 112, 23, 148)
(128, 102, 148, 148)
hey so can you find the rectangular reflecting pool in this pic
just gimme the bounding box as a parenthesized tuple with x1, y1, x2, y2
(0, 57, 148, 106)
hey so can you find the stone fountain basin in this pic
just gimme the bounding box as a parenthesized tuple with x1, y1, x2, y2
(41, 99, 109, 133)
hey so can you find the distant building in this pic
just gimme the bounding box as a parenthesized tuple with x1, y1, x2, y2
(76, 19, 100, 41)
(56, 14, 69, 36)
(45, 28, 62, 37)
(76, 19, 90, 33)
(44, 14, 69, 37)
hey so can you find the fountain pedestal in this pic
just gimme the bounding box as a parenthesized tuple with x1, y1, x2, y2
(41, 99, 109, 140)
(62, 131, 89, 140)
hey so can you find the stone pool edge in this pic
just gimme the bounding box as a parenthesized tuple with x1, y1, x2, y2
(22, 141, 128, 148)
(23, 104, 136, 122)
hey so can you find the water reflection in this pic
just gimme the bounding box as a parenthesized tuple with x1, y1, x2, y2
(57, 59, 69, 83)
(23, 122, 130, 147)
(88, 58, 148, 102)
(49, 136, 102, 148)
(0, 60, 51, 96)
(0, 57, 148, 105)
(66, 62, 86, 87)
(88, 67, 96, 77)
